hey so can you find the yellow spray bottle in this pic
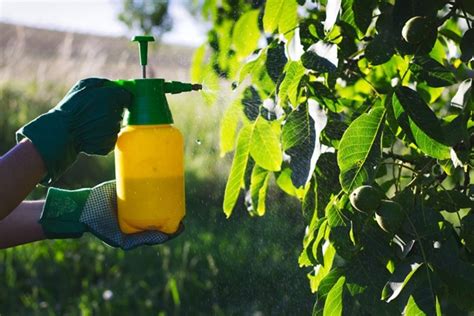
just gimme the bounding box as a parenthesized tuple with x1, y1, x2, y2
(114, 35, 201, 234)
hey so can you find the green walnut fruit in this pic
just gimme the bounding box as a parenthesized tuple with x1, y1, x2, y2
(375, 200, 405, 234)
(350, 185, 382, 213)
(402, 16, 437, 45)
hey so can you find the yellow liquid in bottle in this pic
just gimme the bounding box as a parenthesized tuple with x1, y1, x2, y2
(115, 124, 185, 234)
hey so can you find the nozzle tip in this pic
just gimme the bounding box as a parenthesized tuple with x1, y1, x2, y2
(192, 84, 203, 91)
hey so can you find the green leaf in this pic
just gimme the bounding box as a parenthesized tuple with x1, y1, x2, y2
(340, 0, 355, 31)
(339, 0, 377, 40)
(191, 44, 206, 82)
(282, 103, 311, 150)
(438, 158, 457, 176)
(315, 267, 345, 314)
(223, 125, 252, 217)
(318, 267, 345, 298)
(201, 0, 217, 19)
(232, 10, 261, 59)
(307, 81, 339, 110)
(358, 221, 394, 262)
(302, 47, 337, 73)
(337, 106, 385, 193)
(239, 51, 276, 93)
(299, 216, 326, 267)
(220, 99, 241, 156)
(460, 28, 474, 62)
(416, 83, 444, 104)
(426, 189, 474, 212)
(431, 239, 474, 311)
(405, 295, 426, 316)
(238, 50, 266, 84)
(263, 0, 297, 38)
(300, 216, 328, 267)
(266, 42, 288, 83)
(214, 20, 234, 75)
(344, 252, 397, 315)
(278, 0, 298, 39)
(439, 28, 462, 43)
(326, 195, 356, 259)
(381, 256, 423, 302)
(402, 270, 442, 316)
(338, 22, 359, 60)
(352, 0, 377, 35)
(313, 220, 329, 264)
(326, 194, 349, 228)
(242, 86, 261, 121)
(276, 168, 306, 198)
(308, 241, 336, 292)
(282, 102, 327, 187)
(250, 118, 282, 171)
(365, 34, 395, 65)
(392, 87, 450, 159)
(410, 56, 456, 87)
(314, 153, 341, 222)
(405, 206, 445, 240)
(303, 175, 317, 223)
(278, 61, 306, 107)
(323, 276, 345, 316)
(429, 39, 446, 64)
(442, 114, 470, 147)
(249, 165, 271, 216)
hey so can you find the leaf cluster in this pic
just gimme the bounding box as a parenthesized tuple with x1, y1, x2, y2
(196, 0, 474, 314)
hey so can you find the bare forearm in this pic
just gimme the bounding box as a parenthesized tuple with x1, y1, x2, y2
(0, 139, 46, 220)
(0, 201, 45, 249)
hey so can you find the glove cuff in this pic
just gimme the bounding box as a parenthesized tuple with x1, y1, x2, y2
(17, 111, 76, 185)
(40, 186, 91, 239)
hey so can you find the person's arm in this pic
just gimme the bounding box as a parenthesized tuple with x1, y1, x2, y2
(0, 79, 177, 250)
(0, 201, 45, 249)
(0, 139, 46, 220)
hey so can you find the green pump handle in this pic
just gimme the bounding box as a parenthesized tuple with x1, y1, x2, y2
(132, 35, 155, 78)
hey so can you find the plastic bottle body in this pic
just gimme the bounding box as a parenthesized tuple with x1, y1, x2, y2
(115, 124, 185, 234)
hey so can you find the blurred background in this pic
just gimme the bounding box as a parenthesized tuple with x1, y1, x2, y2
(0, 0, 312, 314)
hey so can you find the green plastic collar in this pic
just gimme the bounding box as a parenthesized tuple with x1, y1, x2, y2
(115, 79, 173, 125)
(112, 79, 202, 125)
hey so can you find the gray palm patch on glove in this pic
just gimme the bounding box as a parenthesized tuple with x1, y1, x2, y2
(81, 181, 181, 250)
(40, 180, 183, 250)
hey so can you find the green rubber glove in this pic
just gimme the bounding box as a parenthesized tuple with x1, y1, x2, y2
(40, 181, 183, 250)
(17, 78, 131, 184)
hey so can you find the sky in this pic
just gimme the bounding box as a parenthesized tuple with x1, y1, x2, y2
(0, 0, 208, 46)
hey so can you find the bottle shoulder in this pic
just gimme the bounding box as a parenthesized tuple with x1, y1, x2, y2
(121, 124, 179, 130)
(120, 124, 182, 134)
(117, 124, 183, 143)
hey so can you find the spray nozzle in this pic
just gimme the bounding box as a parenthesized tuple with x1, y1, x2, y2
(164, 81, 203, 94)
(132, 35, 155, 78)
